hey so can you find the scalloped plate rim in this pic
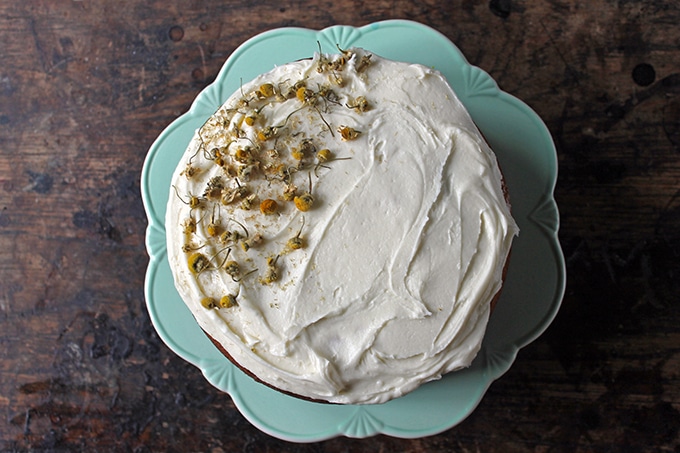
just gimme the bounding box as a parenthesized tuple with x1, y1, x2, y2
(141, 19, 565, 442)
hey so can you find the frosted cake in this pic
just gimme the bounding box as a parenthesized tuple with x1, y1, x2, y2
(166, 48, 519, 404)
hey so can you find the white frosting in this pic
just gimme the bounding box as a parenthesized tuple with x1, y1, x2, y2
(166, 49, 518, 404)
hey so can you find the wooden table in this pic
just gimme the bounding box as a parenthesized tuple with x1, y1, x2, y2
(2, 1, 678, 451)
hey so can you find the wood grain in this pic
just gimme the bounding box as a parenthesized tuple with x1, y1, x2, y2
(1, 1, 678, 451)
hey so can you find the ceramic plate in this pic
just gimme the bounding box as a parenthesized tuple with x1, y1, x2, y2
(141, 20, 565, 442)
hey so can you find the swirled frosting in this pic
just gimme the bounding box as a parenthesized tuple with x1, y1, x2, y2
(166, 49, 519, 404)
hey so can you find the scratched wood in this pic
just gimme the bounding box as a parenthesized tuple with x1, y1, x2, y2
(1, 1, 679, 451)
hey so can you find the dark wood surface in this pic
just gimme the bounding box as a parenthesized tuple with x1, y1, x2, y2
(1, 1, 679, 451)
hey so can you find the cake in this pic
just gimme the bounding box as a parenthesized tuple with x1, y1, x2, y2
(166, 48, 519, 404)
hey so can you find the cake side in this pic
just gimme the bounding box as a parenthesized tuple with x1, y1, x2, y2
(166, 48, 519, 404)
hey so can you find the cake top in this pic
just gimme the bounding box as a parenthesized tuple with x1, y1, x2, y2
(166, 48, 519, 404)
